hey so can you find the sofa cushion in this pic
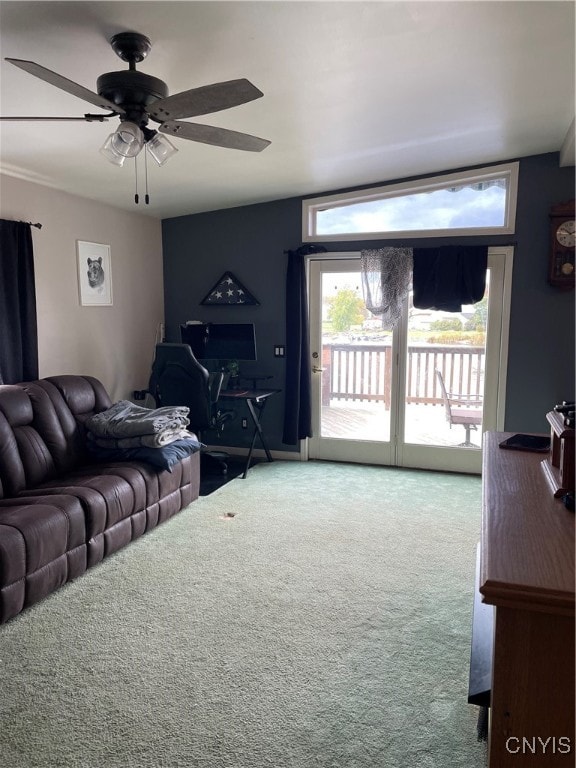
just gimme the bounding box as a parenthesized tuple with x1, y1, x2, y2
(22, 470, 144, 540)
(0, 494, 88, 623)
(18, 450, 194, 526)
(0, 377, 113, 498)
(0, 385, 57, 497)
(22, 377, 112, 474)
(43, 375, 112, 419)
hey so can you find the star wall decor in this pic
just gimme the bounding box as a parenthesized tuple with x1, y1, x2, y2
(200, 271, 260, 306)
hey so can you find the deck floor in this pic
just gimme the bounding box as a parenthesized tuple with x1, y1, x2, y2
(320, 400, 482, 448)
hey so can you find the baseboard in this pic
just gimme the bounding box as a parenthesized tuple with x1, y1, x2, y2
(204, 445, 305, 462)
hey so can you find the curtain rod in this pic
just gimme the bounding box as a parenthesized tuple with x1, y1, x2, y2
(1, 219, 42, 229)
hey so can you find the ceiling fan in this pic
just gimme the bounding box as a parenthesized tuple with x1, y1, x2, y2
(1, 31, 271, 169)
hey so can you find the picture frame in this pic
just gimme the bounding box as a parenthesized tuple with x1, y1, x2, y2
(77, 240, 113, 306)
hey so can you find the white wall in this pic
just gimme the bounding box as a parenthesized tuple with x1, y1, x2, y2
(0, 174, 164, 401)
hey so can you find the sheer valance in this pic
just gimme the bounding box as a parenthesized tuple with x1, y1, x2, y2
(360, 245, 488, 327)
(360, 248, 413, 329)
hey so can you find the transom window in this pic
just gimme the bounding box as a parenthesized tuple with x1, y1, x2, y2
(302, 162, 519, 241)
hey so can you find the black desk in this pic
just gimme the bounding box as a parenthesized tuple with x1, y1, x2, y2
(219, 389, 280, 478)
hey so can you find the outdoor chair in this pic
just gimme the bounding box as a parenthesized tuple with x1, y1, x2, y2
(435, 369, 483, 447)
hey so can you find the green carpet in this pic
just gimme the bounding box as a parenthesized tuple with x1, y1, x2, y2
(0, 460, 487, 768)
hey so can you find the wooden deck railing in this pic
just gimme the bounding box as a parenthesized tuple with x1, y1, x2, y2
(321, 343, 485, 408)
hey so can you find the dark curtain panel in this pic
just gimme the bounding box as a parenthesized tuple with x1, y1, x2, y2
(412, 245, 488, 312)
(283, 246, 325, 444)
(0, 220, 38, 384)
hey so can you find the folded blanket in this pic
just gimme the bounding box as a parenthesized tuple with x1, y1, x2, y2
(86, 435, 204, 472)
(87, 427, 195, 450)
(86, 400, 190, 439)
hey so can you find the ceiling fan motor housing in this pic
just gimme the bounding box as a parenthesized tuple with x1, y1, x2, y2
(97, 71, 168, 125)
(110, 32, 151, 64)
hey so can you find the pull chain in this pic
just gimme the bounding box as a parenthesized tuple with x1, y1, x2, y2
(144, 147, 150, 205)
(133, 151, 151, 206)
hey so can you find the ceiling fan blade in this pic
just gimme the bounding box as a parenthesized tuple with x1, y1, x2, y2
(159, 120, 270, 152)
(149, 79, 263, 121)
(0, 114, 111, 122)
(5, 58, 125, 115)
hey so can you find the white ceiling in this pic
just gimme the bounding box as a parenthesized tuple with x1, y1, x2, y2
(0, 1, 574, 220)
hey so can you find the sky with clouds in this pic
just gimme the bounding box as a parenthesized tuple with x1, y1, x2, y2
(317, 184, 506, 235)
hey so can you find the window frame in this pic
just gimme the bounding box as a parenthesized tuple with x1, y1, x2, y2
(302, 162, 519, 242)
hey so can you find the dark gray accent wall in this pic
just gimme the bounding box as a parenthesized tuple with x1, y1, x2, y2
(161, 197, 302, 452)
(162, 152, 574, 450)
(504, 154, 574, 429)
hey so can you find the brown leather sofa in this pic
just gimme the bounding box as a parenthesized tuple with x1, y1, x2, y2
(0, 375, 200, 624)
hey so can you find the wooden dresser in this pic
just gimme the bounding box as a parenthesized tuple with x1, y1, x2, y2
(480, 432, 575, 767)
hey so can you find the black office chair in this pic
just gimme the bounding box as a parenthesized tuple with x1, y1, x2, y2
(148, 343, 233, 473)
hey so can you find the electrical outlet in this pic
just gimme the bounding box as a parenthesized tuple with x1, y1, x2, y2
(242, 418, 248, 429)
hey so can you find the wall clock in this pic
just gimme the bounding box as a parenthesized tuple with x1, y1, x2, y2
(549, 199, 575, 289)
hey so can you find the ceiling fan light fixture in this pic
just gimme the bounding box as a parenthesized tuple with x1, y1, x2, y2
(100, 121, 144, 165)
(99, 133, 127, 166)
(146, 132, 178, 166)
(110, 121, 144, 158)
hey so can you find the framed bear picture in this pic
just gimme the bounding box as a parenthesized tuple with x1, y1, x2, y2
(77, 241, 113, 306)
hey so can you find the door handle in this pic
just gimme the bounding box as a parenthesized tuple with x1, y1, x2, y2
(312, 365, 326, 373)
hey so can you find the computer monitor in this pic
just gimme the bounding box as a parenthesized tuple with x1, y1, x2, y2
(180, 323, 257, 361)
